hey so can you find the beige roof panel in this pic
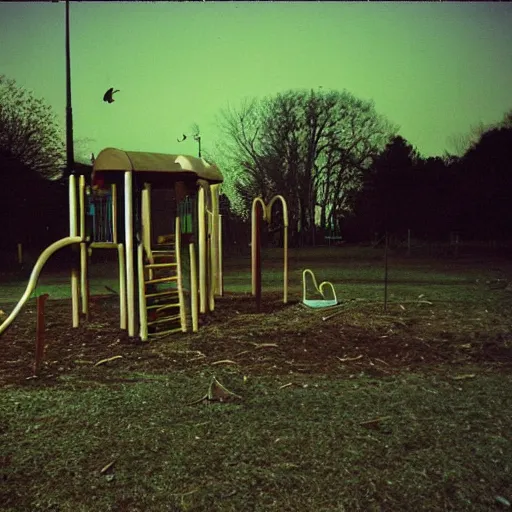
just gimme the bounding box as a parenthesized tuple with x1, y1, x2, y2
(92, 147, 223, 184)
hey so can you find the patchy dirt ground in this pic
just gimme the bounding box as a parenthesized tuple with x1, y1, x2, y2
(1, 290, 511, 387)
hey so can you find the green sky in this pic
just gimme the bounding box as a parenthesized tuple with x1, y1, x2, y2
(1, 1, 511, 162)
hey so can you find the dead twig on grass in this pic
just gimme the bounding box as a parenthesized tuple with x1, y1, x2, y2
(187, 377, 242, 405)
(337, 355, 363, 363)
(99, 460, 116, 474)
(360, 416, 392, 426)
(94, 355, 123, 367)
(451, 374, 476, 380)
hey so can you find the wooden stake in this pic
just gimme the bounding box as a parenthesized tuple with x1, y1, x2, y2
(255, 201, 262, 313)
(34, 294, 49, 376)
(384, 232, 389, 312)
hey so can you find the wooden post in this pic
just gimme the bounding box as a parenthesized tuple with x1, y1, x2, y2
(34, 294, 50, 376)
(384, 232, 389, 312)
(255, 202, 262, 313)
(17, 243, 23, 266)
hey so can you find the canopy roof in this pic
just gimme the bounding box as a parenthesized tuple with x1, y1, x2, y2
(92, 148, 223, 189)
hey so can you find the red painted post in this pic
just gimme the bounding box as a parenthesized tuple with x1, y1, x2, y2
(34, 294, 49, 376)
(255, 202, 262, 313)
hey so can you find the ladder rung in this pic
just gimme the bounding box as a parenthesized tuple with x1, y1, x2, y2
(148, 327, 183, 337)
(145, 290, 179, 299)
(145, 263, 178, 269)
(148, 314, 181, 326)
(146, 276, 178, 285)
(151, 250, 175, 254)
(147, 303, 180, 311)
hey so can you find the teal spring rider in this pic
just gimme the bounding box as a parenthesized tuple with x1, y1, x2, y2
(302, 269, 338, 308)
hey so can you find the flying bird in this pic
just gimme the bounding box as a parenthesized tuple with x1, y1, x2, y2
(103, 88, 120, 103)
(177, 134, 187, 142)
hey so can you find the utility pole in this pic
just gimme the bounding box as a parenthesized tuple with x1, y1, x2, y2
(194, 133, 201, 158)
(65, 0, 74, 176)
(178, 130, 201, 158)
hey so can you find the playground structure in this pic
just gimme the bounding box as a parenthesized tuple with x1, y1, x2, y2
(0, 148, 224, 341)
(251, 195, 289, 311)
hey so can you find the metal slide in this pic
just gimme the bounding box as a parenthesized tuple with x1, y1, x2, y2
(0, 236, 82, 336)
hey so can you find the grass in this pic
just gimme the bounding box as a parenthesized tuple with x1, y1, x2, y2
(1, 244, 512, 511)
(2, 371, 512, 511)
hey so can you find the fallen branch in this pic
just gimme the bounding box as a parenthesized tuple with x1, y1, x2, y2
(451, 374, 476, 380)
(211, 359, 237, 366)
(94, 355, 123, 367)
(278, 382, 293, 390)
(360, 416, 392, 426)
(337, 355, 363, 363)
(100, 460, 116, 474)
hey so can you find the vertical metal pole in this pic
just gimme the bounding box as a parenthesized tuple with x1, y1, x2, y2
(111, 183, 118, 244)
(198, 187, 207, 313)
(189, 242, 198, 332)
(124, 171, 135, 336)
(69, 175, 80, 327)
(79, 175, 88, 318)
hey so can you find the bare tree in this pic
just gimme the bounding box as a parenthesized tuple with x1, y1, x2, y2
(216, 89, 396, 244)
(0, 75, 65, 179)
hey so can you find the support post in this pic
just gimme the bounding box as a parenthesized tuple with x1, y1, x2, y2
(175, 217, 187, 332)
(79, 175, 89, 319)
(141, 182, 152, 279)
(118, 243, 127, 330)
(124, 171, 135, 336)
(111, 183, 118, 244)
(141, 183, 152, 256)
(69, 175, 80, 328)
(137, 243, 148, 341)
(189, 242, 198, 332)
(218, 214, 223, 296)
(210, 184, 220, 295)
(198, 186, 207, 313)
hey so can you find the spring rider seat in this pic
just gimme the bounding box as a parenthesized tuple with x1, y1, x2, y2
(302, 269, 338, 308)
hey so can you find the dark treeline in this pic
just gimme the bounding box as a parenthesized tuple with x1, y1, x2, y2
(344, 126, 512, 243)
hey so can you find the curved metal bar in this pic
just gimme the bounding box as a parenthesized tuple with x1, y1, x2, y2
(0, 236, 82, 336)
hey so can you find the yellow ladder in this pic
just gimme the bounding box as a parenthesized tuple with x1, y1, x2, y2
(138, 220, 187, 340)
